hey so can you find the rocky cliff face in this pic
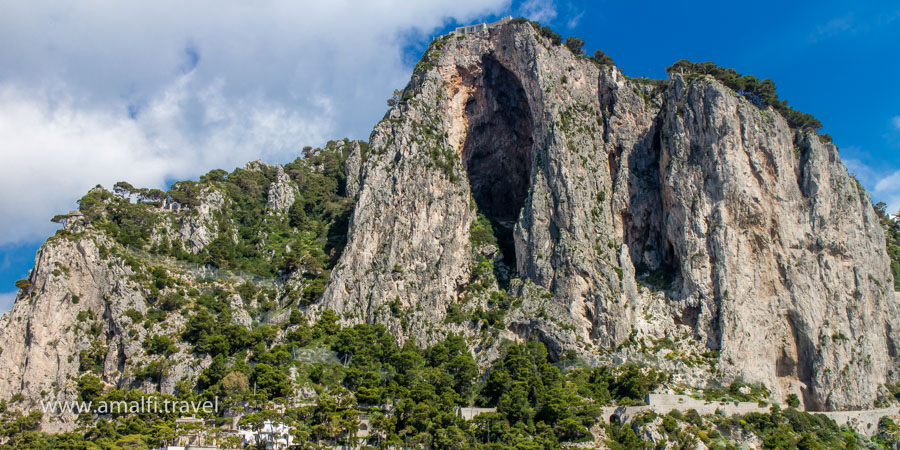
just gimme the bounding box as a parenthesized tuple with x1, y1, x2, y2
(318, 21, 900, 410)
(1, 20, 897, 424)
(0, 219, 206, 432)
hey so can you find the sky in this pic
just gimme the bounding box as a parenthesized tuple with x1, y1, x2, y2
(0, 0, 898, 312)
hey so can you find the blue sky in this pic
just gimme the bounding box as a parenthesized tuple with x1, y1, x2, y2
(1, 0, 898, 312)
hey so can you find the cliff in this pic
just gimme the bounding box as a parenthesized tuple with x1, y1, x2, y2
(318, 21, 900, 410)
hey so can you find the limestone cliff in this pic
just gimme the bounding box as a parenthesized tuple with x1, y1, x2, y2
(318, 21, 899, 410)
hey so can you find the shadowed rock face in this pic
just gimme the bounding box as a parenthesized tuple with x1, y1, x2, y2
(462, 55, 533, 226)
(462, 54, 533, 267)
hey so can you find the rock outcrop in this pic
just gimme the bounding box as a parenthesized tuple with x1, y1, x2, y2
(267, 165, 298, 213)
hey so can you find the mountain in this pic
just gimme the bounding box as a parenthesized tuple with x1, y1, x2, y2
(320, 19, 900, 411)
(0, 18, 898, 445)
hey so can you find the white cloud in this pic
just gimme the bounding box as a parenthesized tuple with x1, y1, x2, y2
(875, 171, 900, 194)
(567, 11, 585, 29)
(0, 291, 15, 314)
(892, 116, 900, 130)
(843, 156, 879, 188)
(519, 0, 556, 23)
(810, 15, 854, 43)
(0, 0, 509, 246)
(847, 156, 900, 215)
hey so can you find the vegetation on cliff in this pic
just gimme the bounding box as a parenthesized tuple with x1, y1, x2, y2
(665, 59, 828, 138)
(875, 202, 900, 290)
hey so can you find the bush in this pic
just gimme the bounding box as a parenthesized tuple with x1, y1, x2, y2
(221, 371, 249, 397)
(786, 393, 800, 408)
(143, 335, 177, 356)
(158, 293, 186, 312)
(77, 374, 104, 402)
(593, 49, 614, 66)
(540, 26, 562, 45)
(564, 37, 585, 55)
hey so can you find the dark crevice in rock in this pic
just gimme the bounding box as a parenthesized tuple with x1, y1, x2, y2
(787, 311, 821, 411)
(886, 323, 897, 359)
(776, 348, 797, 377)
(624, 122, 684, 293)
(674, 302, 701, 328)
(462, 54, 533, 269)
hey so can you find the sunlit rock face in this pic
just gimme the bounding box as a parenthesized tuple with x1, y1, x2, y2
(318, 22, 900, 410)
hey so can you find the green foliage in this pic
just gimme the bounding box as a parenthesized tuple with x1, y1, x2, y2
(592, 49, 614, 66)
(388, 296, 403, 317)
(167, 180, 203, 208)
(540, 25, 562, 45)
(289, 308, 305, 326)
(157, 293, 186, 312)
(702, 379, 770, 403)
(606, 419, 649, 449)
(252, 363, 292, 398)
(564, 37, 585, 55)
(0, 407, 44, 448)
(78, 187, 159, 248)
(470, 213, 498, 248)
(723, 405, 857, 448)
(635, 262, 677, 291)
(78, 340, 106, 374)
(666, 60, 824, 132)
(471, 291, 514, 328)
(477, 341, 606, 444)
(133, 359, 168, 384)
(6, 310, 824, 449)
(585, 364, 670, 405)
(875, 201, 900, 291)
(123, 308, 143, 323)
(77, 374, 104, 402)
(786, 393, 800, 408)
(74, 140, 357, 297)
(143, 334, 177, 356)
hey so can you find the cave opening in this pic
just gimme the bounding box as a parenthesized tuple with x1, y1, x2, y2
(462, 55, 533, 273)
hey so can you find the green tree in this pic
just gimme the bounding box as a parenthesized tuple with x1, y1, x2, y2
(251, 363, 292, 398)
(564, 37, 585, 55)
(593, 49, 614, 66)
(786, 393, 800, 408)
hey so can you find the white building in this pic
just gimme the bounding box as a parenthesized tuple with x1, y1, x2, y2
(239, 420, 293, 449)
(452, 16, 513, 35)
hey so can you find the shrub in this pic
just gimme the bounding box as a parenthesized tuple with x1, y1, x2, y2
(77, 374, 104, 402)
(158, 293, 186, 312)
(593, 49, 614, 66)
(540, 26, 562, 45)
(786, 393, 800, 408)
(143, 334, 177, 356)
(564, 37, 585, 55)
